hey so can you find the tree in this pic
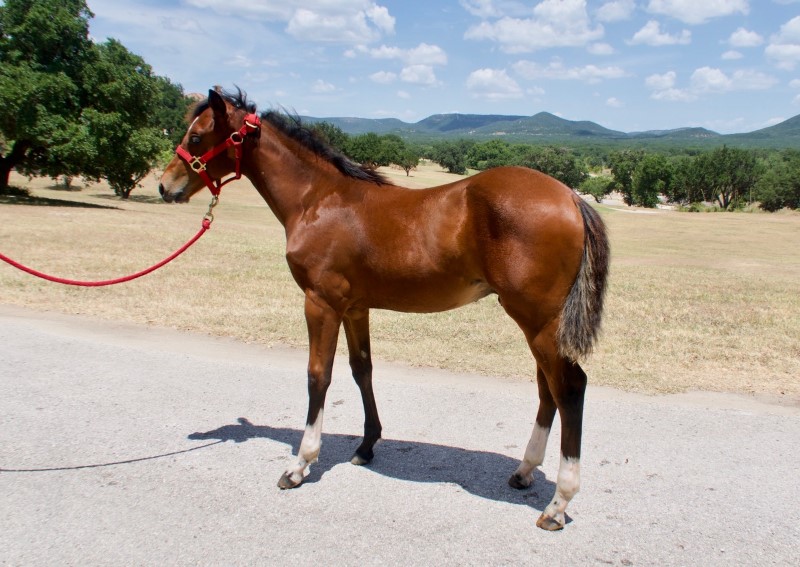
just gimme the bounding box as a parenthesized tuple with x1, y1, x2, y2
(345, 132, 384, 168)
(152, 76, 193, 145)
(378, 134, 407, 167)
(631, 153, 672, 208)
(430, 140, 475, 175)
(608, 149, 645, 206)
(755, 150, 800, 211)
(0, 0, 93, 191)
(694, 146, 761, 210)
(466, 140, 512, 170)
(397, 145, 421, 176)
(79, 39, 171, 198)
(0, 1, 181, 197)
(580, 175, 614, 203)
(666, 155, 706, 205)
(312, 121, 350, 154)
(516, 145, 588, 189)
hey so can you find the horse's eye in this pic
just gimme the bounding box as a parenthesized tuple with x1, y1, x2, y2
(189, 135, 201, 144)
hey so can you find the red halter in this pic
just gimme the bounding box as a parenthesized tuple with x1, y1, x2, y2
(175, 113, 261, 196)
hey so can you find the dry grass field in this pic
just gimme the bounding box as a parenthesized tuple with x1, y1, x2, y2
(2, 164, 798, 402)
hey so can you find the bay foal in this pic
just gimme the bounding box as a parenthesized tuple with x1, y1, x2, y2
(159, 89, 609, 530)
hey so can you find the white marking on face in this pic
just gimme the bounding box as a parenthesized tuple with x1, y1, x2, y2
(189, 116, 200, 132)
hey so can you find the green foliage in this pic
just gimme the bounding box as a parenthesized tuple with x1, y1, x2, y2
(754, 150, 800, 211)
(666, 155, 706, 204)
(693, 146, 761, 210)
(580, 175, 615, 203)
(151, 76, 193, 145)
(312, 121, 349, 153)
(514, 145, 588, 188)
(345, 132, 383, 167)
(632, 153, 672, 208)
(466, 139, 512, 170)
(430, 140, 475, 175)
(607, 149, 645, 206)
(0, 0, 184, 196)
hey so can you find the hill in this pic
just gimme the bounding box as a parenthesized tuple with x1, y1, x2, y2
(305, 111, 800, 148)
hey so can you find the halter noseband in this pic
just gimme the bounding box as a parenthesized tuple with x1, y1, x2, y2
(175, 113, 261, 196)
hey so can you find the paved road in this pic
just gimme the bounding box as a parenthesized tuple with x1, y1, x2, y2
(1, 305, 799, 565)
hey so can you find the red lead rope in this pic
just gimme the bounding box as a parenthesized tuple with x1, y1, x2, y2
(0, 200, 217, 287)
(1, 113, 260, 287)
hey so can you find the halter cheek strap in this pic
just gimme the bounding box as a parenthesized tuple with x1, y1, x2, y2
(175, 113, 261, 196)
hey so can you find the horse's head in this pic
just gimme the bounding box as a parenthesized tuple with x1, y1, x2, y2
(159, 88, 260, 203)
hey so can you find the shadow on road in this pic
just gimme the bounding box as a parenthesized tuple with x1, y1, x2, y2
(189, 417, 556, 512)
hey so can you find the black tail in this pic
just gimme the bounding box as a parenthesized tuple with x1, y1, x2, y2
(557, 198, 610, 361)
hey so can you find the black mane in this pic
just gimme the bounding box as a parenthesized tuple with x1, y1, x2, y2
(263, 111, 392, 186)
(189, 87, 257, 119)
(191, 88, 392, 186)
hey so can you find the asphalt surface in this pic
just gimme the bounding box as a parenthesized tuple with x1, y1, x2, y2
(1, 304, 799, 566)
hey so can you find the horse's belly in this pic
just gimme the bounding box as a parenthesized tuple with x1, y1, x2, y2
(366, 277, 494, 313)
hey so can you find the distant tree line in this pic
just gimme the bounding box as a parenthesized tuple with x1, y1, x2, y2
(415, 138, 799, 212)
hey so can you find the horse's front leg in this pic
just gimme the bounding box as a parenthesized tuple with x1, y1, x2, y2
(278, 291, 342, 489)
(343, 308, 382, 465)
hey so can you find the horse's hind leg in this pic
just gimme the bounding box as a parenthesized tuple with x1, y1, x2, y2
(343, 309, 382, 465)
(508, 367, 556, 489)
(529, 324, 587, 531)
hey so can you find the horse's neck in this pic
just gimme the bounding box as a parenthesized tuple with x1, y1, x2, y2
(244, 137, 321, 227)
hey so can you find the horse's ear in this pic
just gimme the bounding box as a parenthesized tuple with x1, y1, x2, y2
(208, 88, 227, 117)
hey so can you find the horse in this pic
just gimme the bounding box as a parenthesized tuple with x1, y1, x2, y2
(159, 88, 610, 530)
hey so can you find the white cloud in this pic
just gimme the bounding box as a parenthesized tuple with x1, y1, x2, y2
(513, 59, 627, 83)
(186, 0, 395, 44)
(359, 43, 447, 66)
(588, 42, 616, 55)
(464, 0, 604, 53)
(606, 97, 624, 107)
(400, 65, 437, 85)
(466, 68, 523, 99)
(728, 27, 763, 47)
(629, 20, 691, 46)
(459, 0, 531, 18)
(645, 67, 777, 101)
(645, 0, 749, 25)
(370, 71, 397, 84)
(311, 79, 337, 93)
(645, 71, 678, 90)
(596, 0, 636, 23)
(691, 67, 778, 92)
(766, 16, 800, 70)
(722, 50, 743, 60)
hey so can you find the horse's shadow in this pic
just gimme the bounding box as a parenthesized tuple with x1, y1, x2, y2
(189, 418, 555, 512)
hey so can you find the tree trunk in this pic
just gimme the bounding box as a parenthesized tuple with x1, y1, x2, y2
(0, 141, 31, 193)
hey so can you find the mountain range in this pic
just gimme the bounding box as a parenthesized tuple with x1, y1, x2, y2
(304, 111, 800, 149)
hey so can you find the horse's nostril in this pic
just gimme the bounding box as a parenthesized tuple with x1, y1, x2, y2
(158, 184, 165, 197)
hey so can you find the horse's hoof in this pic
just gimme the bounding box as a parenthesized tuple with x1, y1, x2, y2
(350, 449, 373, 466)
(277, 471, 303, 490)
(351, 453, 369, 466)
(508, 472, 532, 489)
(536, 513, 564, 531)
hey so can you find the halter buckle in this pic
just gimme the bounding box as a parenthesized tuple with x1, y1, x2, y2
(189, 156, 207, 172)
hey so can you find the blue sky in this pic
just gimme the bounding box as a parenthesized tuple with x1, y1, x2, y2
(87, 0, 800, 134)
